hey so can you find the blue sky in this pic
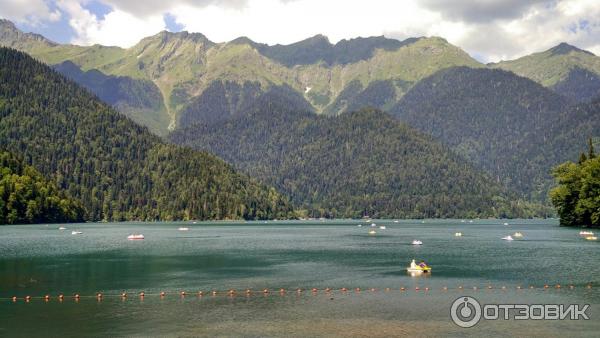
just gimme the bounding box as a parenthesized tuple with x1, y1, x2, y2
(2, 0, 600, 62)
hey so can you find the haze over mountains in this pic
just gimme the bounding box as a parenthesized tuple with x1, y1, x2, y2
(1, 18, 599, 221)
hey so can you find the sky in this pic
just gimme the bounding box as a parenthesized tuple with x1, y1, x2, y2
(1, 0, 600, 62)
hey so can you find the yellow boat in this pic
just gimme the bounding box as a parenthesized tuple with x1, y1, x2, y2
(406, 259, 431, 273)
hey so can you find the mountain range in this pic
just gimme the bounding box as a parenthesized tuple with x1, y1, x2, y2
(3, 19, 599, 136)
(1, 18, 599, 220)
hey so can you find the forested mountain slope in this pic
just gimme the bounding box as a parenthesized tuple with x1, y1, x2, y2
(171, 101, 542, 219)
(0, 150, 84, 224)
(0, 47, 292, 221)
(392, 67, 599, 201)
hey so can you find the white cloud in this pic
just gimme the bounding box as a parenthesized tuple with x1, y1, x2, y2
(170, 0, 442, 45)
(6, 0, 600, 61)
(56, 0, 165, 47)
(0, 0, 61, 24)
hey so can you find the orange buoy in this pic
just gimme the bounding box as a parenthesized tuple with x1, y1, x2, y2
(160, 291, 166, 297)
(555, 284, 561, 289)
(355, 287, 360, 292)
(121, 292, 127, 298)
(96, 293, 102, 298)
(59, 294, 64, 300)
(296, 288, 302, 293)
(311, 288, 318, 293)
(587, 284, 592, 289)
(279, 288, 285, 293)
(424, 287, 430, 291)
(198, 291, 204, 296)
(569, 285, 574, 289)
(385, 287, 390, 292)
(443, 286, 448, 291)
(263, 288, 269, 294)
(212, 290, 217, 295)
(517, 285, 522, 289)
(25, 296, 31, 302)
(544, 284, 549, 289)
(400, 287, 405, 291)
(487, 285, 492, 289)
(370, 288, 376, 292)
(325, 288, 331, 292)
(415, 287, 420, 291)
(139, 292, 145, 297)
(45, 295, 50, 301)
(74, 294, 80, 299)
(245, 289, 251, 294)
(12, 296, 17, 302)
(180, 291, 186, 297)
(341, 287, 348, 292)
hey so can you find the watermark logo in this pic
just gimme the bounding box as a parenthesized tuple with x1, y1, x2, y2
(450, 296, 482, 328)
(450, 296, 590, 328)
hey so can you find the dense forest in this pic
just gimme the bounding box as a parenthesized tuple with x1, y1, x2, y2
(392, 67, 600, 202)
(0, 151, 84, 224)
(550, 140, 600, 227)
(0, 47, 293, 222)
(171, 96, 546, 219)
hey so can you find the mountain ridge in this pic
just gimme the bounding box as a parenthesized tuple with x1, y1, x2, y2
(0, 19, 482, 133)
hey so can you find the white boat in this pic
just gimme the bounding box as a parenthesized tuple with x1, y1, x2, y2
(394, 220, 399, 223)
(178, 227, 189, 231)
(71, 231, 82, 235)
(127, 234, 145, 240)
(585, 236, 598, 241)
(580, 231, 594, 236)
(454, 232, 463, 237)
(503, 222, 509, 226)
(469, 220, 474, 223)
(58, 226, 67, 230)
(461, 220, 466, 223)
(412, 240, 423, 245)
(368, 230, 376, 235)
(357, 224, 362, 227)
(502, 235, 514, 241)
(371, 223, 377, 227)
(513, 232, 523, 238)
(192, 221, 197, 224)
(379, 225, 386, 230)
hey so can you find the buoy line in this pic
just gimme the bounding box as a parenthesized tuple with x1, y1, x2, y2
(1, 283, 595, 303)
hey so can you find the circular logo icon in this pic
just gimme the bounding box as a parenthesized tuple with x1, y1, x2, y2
(450, 296, 482, 328)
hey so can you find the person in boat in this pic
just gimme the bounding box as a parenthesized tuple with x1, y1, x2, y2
(419, 260, 427, 268)
(410, 259, 417, 269)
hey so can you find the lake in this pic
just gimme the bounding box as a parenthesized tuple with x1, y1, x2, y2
(0, 219, 598, 337)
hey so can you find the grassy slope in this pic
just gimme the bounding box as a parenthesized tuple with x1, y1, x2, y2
(491, 43, 600, 87)
(1, 20, 483, 131)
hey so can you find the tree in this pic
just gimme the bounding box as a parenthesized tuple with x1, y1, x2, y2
(550, 147, 600, 227)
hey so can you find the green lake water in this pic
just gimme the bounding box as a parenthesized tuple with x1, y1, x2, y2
(0, 219, 599, 337)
